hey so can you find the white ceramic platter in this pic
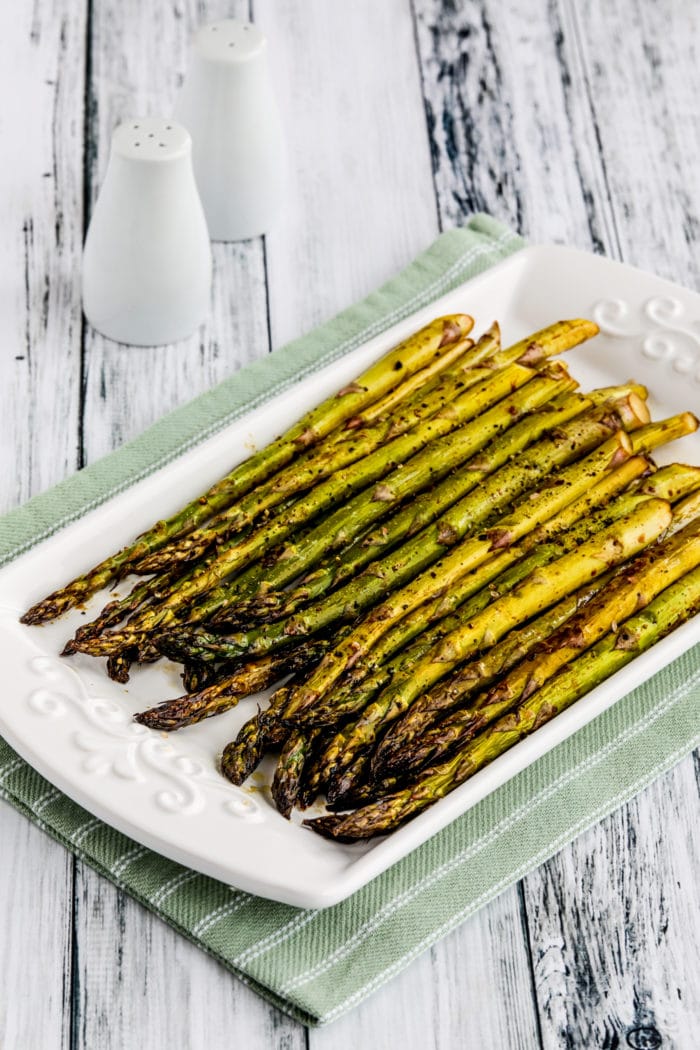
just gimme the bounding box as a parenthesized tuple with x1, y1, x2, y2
(1, 244, 699, 908)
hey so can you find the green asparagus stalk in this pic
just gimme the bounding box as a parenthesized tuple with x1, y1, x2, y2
(133, 639, 329, 731)
(668, 488, 700, 531)
(351, 331, 483, 425)
(318, 498, 671, 796)
(272, 729, 320, 819)
(215, 387, 650, 629)
(587, 382, 648, 405)
(281, 433, 635, 722)
(474, 318, 599, 369)
(180, 659, 218, 694)
(630, 412, 698, 454)
(209, 376, 585, 629)
(165, 409, 639, 670)
(134, 339, 497, 576)
(21, 314, 474, 625)
(220, 686, 294, 786)
(377, 511, 700, 779)
(297, 462, 646, 736)
(298, 573, 615, 812)
(73, 361, 546, 656)
(307, 560, 700, 840)
(298, 461, 686, 801)
(364, 463, 700, 766)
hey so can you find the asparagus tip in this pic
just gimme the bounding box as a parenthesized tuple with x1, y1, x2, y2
(302, 815, 352, 840)
(20, 599, 61, 625)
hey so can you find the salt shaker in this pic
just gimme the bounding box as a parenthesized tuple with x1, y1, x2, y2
(82, 118, 212, 346)
(175, 19, 285, 241)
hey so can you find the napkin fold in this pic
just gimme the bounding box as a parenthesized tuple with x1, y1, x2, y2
(1, 215, 698, 1026)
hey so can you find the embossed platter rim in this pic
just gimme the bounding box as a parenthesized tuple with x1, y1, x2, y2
(0, 243, 699, 908)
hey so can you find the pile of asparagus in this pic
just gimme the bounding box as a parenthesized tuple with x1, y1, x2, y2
(21, 314, 700, 841)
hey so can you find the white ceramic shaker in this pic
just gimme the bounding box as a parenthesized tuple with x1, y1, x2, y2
(82, 118, 212, 346)
(175, 19, 284, 241)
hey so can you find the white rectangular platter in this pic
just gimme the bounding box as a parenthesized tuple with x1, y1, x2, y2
(1, 244, 699, 908)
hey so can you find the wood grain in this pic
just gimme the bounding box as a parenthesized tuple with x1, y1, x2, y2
(72, 865, 307, 1050)
(0, 0, 86, 512)
(572, 0, 700, 288)
(411, 0, 616, 249)
(257, 0, 439, 349)
(0, 803, 73, 1050)
(524, 760, 700, 1049)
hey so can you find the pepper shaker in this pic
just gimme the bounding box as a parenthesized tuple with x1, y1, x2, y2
(82, 118, 212, 346)
(175, 19, 285, 241)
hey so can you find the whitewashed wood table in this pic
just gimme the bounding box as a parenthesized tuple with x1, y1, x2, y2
(1, 1, 699, 1046)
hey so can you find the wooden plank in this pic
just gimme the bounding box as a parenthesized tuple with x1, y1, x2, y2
(72, 866, 306, 1049)
(0, 2, 86, 1048)
(256, 0, 439, 348)
(571, 0, 700, 288)
(524, 761, 700, 1049)
(309, 943, 437, 1050)
(410, 0, 617, 248)
(426, 887, 542, 1050)
(0, 803, 73, 1050)
(0, 0, 86, 510)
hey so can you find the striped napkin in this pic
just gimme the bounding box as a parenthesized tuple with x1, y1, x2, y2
(1, 215, 698, 1026)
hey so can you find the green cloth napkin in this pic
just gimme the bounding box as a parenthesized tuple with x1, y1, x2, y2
(1, 214, 698, 1027)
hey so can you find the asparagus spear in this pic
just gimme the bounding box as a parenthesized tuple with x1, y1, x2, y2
(166, 406, 639, 670)
(133, 338, 497, 576)
(630, 412, 698, 454)
(272, 729, 320, 819)
(668, 488, 700, 531)
(318, 498, 671, 796)
(632, 463, 700, 504)
(180, 660, 218, 694)
(377, 511, 700, 779)
(209, 377, 585, 629)
(587, 381, 648, 404)
(351, 331, 482, 425)
(72, 361, 546, 656)
(133, 639, 329, 730)
(297, 460, 647, 733)
(307, 560, 700, 840)
(297, 460, 683, 802)
(367, 463, 700, 766)
(344, 455, 656, 676)
(21, 314, 474, 625)
(280, 433, 635, 722)
(213, 387, 650, 629)
(302, 574, 615, 811)
(220, 686, 294, 786)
